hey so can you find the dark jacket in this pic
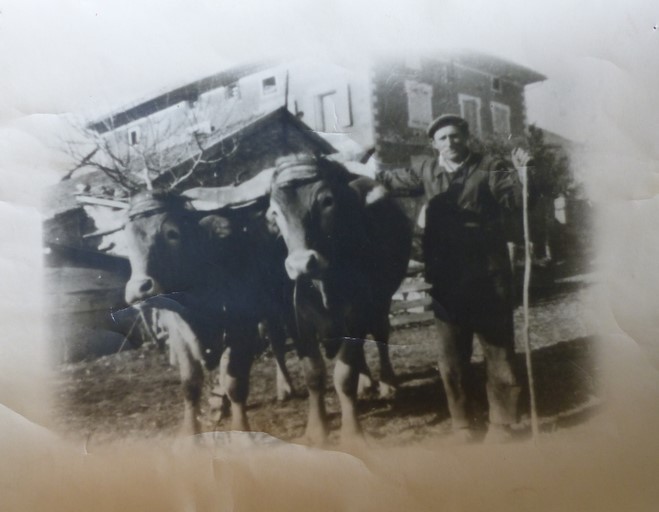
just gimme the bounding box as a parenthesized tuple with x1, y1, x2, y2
(377, 152, 522, 288)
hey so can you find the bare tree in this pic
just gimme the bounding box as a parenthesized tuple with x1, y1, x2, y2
(62, 93, 243, 195)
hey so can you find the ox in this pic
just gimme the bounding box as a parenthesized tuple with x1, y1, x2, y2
(266, 155, 412, 444)
(120, 190, 294, 435)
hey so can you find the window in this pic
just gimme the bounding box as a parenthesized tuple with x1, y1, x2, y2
(491, 77, 502, 92)
(405, 80, 433, 129)
(128, 127, 140, 146)
(227, 83, 241, 99)
(315, 85, 353, 131)
(261, 76, 277, 95)
(490, 101, 511, 136)
(458, 94, 482, 136)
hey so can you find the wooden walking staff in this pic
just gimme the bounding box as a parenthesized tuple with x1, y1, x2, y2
(513, 148, 540, 441)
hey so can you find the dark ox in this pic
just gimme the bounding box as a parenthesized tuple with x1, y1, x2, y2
(121, 190, 294, 435)
(267, 155, 412, 444)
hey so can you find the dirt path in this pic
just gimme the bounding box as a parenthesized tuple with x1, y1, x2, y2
(52, 279, 600, 447)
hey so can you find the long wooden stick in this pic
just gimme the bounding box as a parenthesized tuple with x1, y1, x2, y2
(520, 165, 539, 440)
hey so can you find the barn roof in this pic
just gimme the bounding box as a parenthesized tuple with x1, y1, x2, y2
(44, 107, 335, 218)
(152, 106, 336, 188)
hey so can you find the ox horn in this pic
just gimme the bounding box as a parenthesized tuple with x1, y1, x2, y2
(181, 167, 275, 211)
(82, 223, 126, 238)
(142, 167, 153, 191)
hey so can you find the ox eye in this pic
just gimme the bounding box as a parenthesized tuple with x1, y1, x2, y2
(164, 228, 181, 242)
(320, 195, 334, 209)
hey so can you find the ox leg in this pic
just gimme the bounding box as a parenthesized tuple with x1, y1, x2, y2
(299, 341, 328, 445)
(168, 334, 204, 436)
(160, 309, 205, 436)
(372, 313, 397, 400)
(225, 345, 254, 432)
(224, 324, 258, 432)
(209, 348, 232, 425)
(357, 359, 375, 398)
(334, 338, 365, 443)
(179, 356, 204, 436)
(267, 319, 295, 401)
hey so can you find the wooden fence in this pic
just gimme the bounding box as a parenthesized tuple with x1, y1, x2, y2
(389, 263, 435, 327)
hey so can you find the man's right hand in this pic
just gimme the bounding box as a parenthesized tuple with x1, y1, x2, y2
(511, 148, 531, 175)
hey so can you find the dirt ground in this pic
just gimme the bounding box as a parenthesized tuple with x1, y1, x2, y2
(52, 268, 600, 447)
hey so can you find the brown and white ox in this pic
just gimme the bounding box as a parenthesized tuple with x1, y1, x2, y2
(266, 155, 412, 444)
(119, 190, 295, 435)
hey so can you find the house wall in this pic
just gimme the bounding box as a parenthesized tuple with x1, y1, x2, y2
(97, 70, 289, 161)
(451, 62, 527, 138)
(93, 54, 534, 176)
(284, 59, 374, 149)
(96, 59, 375, 165)
(371, 56, 530, 166)
(97, 101, 194, 169)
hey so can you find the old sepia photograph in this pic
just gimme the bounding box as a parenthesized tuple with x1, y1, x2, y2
(44, 52, 598, 446)
(4, 1, 659, 510)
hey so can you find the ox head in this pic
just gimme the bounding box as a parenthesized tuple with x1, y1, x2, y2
(267, 154, 368, 281)
(123, 190, 233, 304)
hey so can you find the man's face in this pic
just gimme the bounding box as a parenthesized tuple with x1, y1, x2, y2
(431, 125, 469, 163)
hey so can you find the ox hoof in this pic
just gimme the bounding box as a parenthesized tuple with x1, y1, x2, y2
(339, 431, 368, 452)
(446, 427, 478, 445)
(276, 384, 294, 402)
(231, 418, 250, 433)
(483, 424, 515, 444)
(291, 433, 325, 448)
(209, 394, 231, 425)
(377, 381, 398, 400)
(303, 426, 328, 447)
(357, 374, 375, 398)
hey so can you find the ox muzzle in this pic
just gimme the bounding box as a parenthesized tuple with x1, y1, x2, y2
(125, 276, 165, 304)
(284, 250, 329, 280)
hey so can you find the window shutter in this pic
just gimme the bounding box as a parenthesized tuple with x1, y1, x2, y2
(405, 80, 433, 129)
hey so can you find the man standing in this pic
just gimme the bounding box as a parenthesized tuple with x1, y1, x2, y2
(376, 114, 530, 442)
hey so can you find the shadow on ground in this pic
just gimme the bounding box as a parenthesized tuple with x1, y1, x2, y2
(357, 335, 599, 442)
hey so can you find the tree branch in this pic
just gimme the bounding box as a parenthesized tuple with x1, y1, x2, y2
(62, 148, 99, 180)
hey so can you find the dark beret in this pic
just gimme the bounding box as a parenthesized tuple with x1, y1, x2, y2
(427, 114, 469, 138)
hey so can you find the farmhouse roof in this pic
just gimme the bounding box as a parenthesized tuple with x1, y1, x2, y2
(87, 60, 277, 134)
(450, 50, 546, 85)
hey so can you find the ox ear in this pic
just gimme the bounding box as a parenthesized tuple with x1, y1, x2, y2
(348, 177, 388, 206)
(198, 214, 233, 238)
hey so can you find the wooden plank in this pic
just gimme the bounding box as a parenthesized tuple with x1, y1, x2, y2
(45, 267, 127, 294)
(391, 297, 432, 312)
(396, 280, 432, 295)
(406, 261, 425, 276)
(390, 311, 435, 327)
(49, 289, 125, 313)
(75, 194, 129, 209)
